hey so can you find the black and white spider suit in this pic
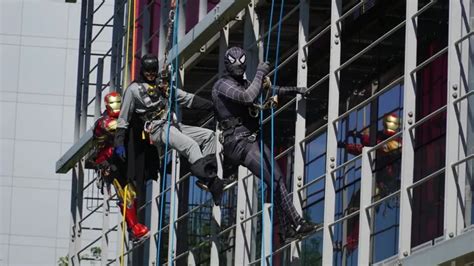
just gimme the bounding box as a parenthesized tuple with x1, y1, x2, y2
(212, 47, 321, 240)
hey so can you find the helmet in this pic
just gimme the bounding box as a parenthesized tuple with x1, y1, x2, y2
(224, 47, 246, 77)
(104, 92, 121, 118)
(383, 113, 400, 136)
(141, 54, 158, 82)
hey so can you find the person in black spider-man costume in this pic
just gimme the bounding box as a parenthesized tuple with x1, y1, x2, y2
(212, 46, 322, 242)
(92, 91, 155, 243)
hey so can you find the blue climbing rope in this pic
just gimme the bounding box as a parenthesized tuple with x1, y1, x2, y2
(167, 0, 181, 263)
(261, 0, 286, 264)
(156, 1, 180, 265)
(261, 0, 277, 264)
(269, 1, 286, 264)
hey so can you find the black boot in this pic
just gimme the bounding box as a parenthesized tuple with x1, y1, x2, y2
(195, 178, 234, 192)
(190, 157, 225, 206)
(280, 226, 298, 244)
(207, 177, 225, 206)
(294, 219, 323, 237)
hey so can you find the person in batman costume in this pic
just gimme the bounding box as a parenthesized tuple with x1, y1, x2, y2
(212, 46, 322, 242)
(115, 54, 228, 206)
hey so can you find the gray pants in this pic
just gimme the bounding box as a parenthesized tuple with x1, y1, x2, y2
(150, 122, 216, 164)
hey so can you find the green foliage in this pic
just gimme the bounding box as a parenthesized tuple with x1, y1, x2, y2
(57, 255, 68, 266)
(90, 246, 102, 258)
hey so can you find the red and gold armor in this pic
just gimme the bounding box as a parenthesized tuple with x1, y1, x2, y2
(93, 92, 149, 241)
(345, 113, 401, 156)
(343, 113, 402, 253)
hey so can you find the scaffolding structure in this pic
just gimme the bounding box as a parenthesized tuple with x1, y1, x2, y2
(56, 0, 474, 265)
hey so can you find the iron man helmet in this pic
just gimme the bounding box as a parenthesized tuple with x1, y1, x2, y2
(383, 113, 400, 136)
(104, 92, 121, 117)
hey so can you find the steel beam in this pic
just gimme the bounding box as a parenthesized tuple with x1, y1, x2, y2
(94, 58, 104, 119)
(290, 0, 309, 262)
(100, 185, 111, 265)
(209, 23, 229, 266)
(57, 129, 94, 174)
(80, 0, 95, 136)
(74, 0, 88, 142)
(358, 147, 374, 265)
(162, 0, 251, 66)
(234, 4, 259, 264)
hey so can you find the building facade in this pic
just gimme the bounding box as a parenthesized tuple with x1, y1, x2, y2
(57, 0, 474, 265)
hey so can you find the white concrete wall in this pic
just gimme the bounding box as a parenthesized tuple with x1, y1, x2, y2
(0, 0, 115, 264)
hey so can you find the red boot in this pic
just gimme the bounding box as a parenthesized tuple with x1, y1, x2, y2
(119, 201, 150, 241)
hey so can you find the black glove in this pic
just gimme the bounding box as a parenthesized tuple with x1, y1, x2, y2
(295, 87, 308, 95)
(257, 61, 271, 76)
(347, 130, 362, 139)
(337, 141, 347, 148)
(274, 86, 308, 96)
(114, 127, 126, 148)
(191, 95, 213, 111)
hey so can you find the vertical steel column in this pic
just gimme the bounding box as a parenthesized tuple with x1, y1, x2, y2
(96, 56, 108, 263)
(466, 0, 474, 227)
(94, 58, 104, 119)
(290, 0, 309, 262)
(398, 0, 418, 259)
(80, 0, 95, 135)
(158, 0, 169, 69)
(321, 0, 341, 264)
(263, 203, 272, 264)
(146, 2, 170, 263)
(141, 0, 151, 56)
(358, 147, 374, 265)
(69, 164, 85, 265)
(234, 3, 259, 264)
(100, 182, 110, 265)
(74, 0, 88, 141)
(209, 24, 229, 266)
(199, 0, 208, 21)
(116, 206, 128, 265)
(234, 167, 255, 265)
(168, 4, 186, 261)
(145, 178, 159, 265)
(444, 0, 469, 238)
(167, 149, 180, 264)
(69, 0, 87, 259)
(111, 0, 125, 93)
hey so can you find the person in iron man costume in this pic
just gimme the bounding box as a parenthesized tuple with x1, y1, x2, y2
(93, 92, 150, 242)
(344, 112, 402, 196)
(339, 113, 402, 253)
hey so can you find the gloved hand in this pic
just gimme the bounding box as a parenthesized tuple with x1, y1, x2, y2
(115, 145, 126, 161)
(295, 87, 308, 95)
(191, 95, 213, 111)
(262, 76, 272, 91)
(156, 78, 170, 98)
(337, 141, 347, 148)
(347, 130, 362, 138)
(257, 61, 271, 76)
